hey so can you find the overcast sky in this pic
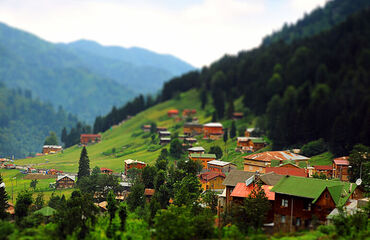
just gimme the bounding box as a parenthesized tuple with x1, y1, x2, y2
(0, 0, 328, 67)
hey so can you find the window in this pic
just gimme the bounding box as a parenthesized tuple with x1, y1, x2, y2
(281, 199, 288, 207)
(281, 215, 286, 223)
(303, 201, 312, 211)
(296, 218, 301, 226)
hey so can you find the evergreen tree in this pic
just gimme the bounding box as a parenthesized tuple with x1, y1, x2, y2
(223, 128, 228, 143)
(44, 131, 58, 145)
(15, 190, 33, 223)
(170, 139, 183, 159)
(209, 146, 223, 159)
(0, 174, 8, 219)
(107, 190, 117, 221)
(77, 147, 90, 182)
(226, 98, 235, 119)
(118, 203, 127, 231)
(230, 121, 236, 139)
(200, 88, 208, 109)
(61, 127, 67, 145)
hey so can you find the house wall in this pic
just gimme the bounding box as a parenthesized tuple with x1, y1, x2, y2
(253, 143, 266, 151)
(184, 126, 203, 136)
(56, 178, 75, 189)
(333, 164, 349, 181)
(125, 163, 146, 175)
(190, 157, 216, 168)
(201, 176, 225, 191)
(204, 126, 223, 138)
(244, 159, 267, 173)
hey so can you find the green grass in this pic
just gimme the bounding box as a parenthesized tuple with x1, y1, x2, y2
(309, 152, 333, 166)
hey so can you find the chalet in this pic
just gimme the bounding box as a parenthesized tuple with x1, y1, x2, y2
(265, 163, 307, 177)
(189, 153, 216, 169)
(271, 176, 357, 232)
(232, 112, 244, 120)
(142, 125, 151, 132)
(144, 188, 155, 203)
(158, 131, 171, 138)
(236, 137, 267, 152)
(198, 172, 226, 191)
(183, 122, 203, 136)
(188, 146, 205, 154)
(124, 159, 146, 175)
(333, 157, 350, 181)
(42, 145, 62, 154)
(56, 175, 75, 189)
(160, 137, 171, 145)
(80, 134, 101, 145)
(207, 160, 237, 173)
(182, 109, 197, 117)
(244, 151, 309, 174)
(203, 122, 224, 140)
(222, 170, 255, 207)
(101, 168, 113, 175)
(167, 109, 179, 117)
(313, 165, 333, 178)
(184, 137, 197, 144)
(5, 164, 15, 169)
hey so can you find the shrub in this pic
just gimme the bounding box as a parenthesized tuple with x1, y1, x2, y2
(301, 139, 327, 157)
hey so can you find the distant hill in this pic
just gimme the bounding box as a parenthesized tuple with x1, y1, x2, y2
(262, 0, 370, 45)
(0, 83, 77, 158)
(0, 23, 194, 122)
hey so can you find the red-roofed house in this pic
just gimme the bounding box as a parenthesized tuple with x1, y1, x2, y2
(333, 157, 349, 181)
(313, 165, 333, 178)
(124, 159, 147, 175)
(80, 134, 101, 145)
(144, 188, 155, 202)
(182, 109, 197, 117)
(101, 168, 113, 175)
(266, 166, 307, 177)
(198, 172, 226, 191)
(244, 151, 309, 173)
(167, 109, 179, 117)
(203, 123, 224, 140)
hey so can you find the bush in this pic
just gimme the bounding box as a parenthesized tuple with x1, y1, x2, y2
(301, 139, 327, 157)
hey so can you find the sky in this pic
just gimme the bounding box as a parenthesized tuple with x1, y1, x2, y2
(0, 0, 328, 67)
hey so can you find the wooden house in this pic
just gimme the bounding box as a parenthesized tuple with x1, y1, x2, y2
(222, 170, 255, 208)
(265, 163, 307, 177)
(47, 169, 63, 175)
(183, 122, 203, 136)
(160, 137, 171, 145)
(207, 160, 237, 173)
(142, 125, 151, 132)
(244, 151, 309, 174)
(184, 137, 197, 144)
(124, 159, 147, 175)
(101, 168, 113, 175)
(199, 172, 226, 191)
(167, 109, 179, 117)
(80, 134, 101, 145)
(333, 157, 350, 181)
(56, 175, 75, 189)
(203, 123, 224, 140)
(182, 109, 197, 117)
(232, 112, 244, 120)
(313, 165, 333, 178)
(42, 145, 62, 154)
(271, 176, 357, 232)
(189, 153, 216, 169)
(158, 131, 171, 138)
(236, 137, 266, 152)
(144, 188, 155, 203)
(188, 146, 205, 154)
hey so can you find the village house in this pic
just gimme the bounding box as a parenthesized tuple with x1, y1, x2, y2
(333, 157, 350, 181)
(183, 122, 203, 136)
(56, 175, 75, 189)
(167, 109, 179, 117)
(158, 131, 171, 138)
(160, 137, 171, 145)
(101, 168, 113, 175)
(42, 145, 63, 154)
(207, 160, 237, 174)
(271, 175, 358, 232)
(182, 109, 197, 117)
(144, 188, 155, 203)
(236, 137, 267, 152)
(189, 153, 216, 169)
(80, 134, 101, 145)
(222, 170, 255, 208)
(184, 137, 197, 144)
(244, 128, 255, 137)
(203, 122, 224, 140)
(265, 163, 307, 177)
(142, 125, 151, 132)
(313, 165, 333, 178)
(47, 169, 63, 175)
(188, 146, 205, 154)
(124, 159, 147, 175)
(198, 172, 226, 191)
(232, 112, 244, 120)
(244, 151, 309, 174)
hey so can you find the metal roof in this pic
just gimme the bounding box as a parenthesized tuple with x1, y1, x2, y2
(207, 160, 235, 167)
(188, 147, 205, 151)
(204, 122, 223, 127)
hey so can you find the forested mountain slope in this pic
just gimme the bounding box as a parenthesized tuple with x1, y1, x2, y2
(0, 84, 77, 158)
(262, 0, 370, 45)
(60, 40, 194, 94)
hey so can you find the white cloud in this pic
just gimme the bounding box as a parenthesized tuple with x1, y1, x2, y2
(0, 0, 325, 67)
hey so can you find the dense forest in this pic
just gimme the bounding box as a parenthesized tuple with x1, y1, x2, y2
(0, 83, 77, 158)
(262, 0, 370, 45)
(95, 5, 370, 156)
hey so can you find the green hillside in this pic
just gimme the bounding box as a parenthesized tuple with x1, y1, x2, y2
(15, 89, 253, 173)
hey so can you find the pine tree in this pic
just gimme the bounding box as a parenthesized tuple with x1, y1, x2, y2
(77, 147, 90, 182)
(0, 174, 9, 219)
(223, 128, 228, 143)
(230, 121, 236, 139)
(61, 127, 67, 144)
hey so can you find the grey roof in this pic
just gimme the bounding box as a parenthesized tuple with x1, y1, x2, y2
(57, 175, 75, 181)
(184, 122, 203, 127)
(259, 172, 284, 186)
(208, 160, 236, 167)
(188, 146, 205, 152)
(222, 170, 255, 187)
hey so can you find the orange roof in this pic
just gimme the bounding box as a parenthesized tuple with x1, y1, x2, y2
(199, 172, 225, 182)
(265, 167, 307, 177)
(144, 188, 155, 196)
(231, 183, 275, 200)
(244, 151, 309, 162)
(333, 156, 349, 165)
(168, 109, 179, 114)
(101, 168, 113, 172)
